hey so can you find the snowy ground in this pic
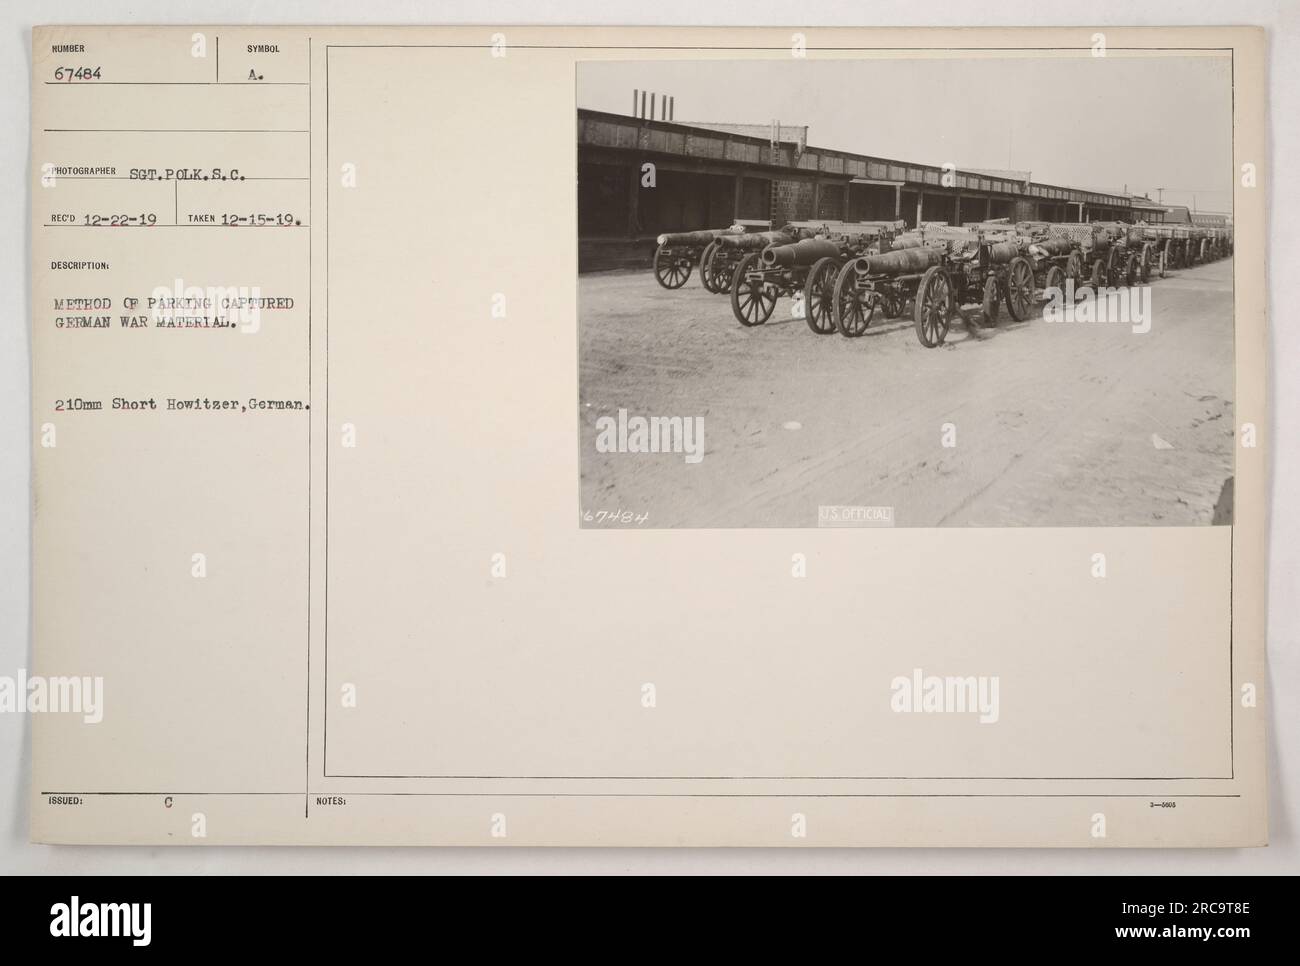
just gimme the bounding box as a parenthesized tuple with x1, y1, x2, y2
(579, 258, 1235, 528)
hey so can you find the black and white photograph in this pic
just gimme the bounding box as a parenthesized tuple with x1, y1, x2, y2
(2, 0, 1295, 909)
(578, 55, 1236, 528)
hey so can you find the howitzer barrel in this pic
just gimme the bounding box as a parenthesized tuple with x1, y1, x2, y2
(987, 241, 1021, 265)
(853, 246, 943, 276)
(761, 238, 841, 268)
(1029, 237, 1074, 258)
(1081, 232, 1111, 253)
(717, 230, 792, 250)
(887, 234, 924, 251)
(655, 229, 733, 247)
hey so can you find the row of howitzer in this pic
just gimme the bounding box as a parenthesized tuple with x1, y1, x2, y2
(651, 219, 1233, 347)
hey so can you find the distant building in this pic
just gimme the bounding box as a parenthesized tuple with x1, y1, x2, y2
(1126, 194, 1171, 223)
(1191, 211, 1232, 228)
(1120, 197, 1229, 227)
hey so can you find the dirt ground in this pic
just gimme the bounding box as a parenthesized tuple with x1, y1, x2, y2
(578, 257, 1236, 528)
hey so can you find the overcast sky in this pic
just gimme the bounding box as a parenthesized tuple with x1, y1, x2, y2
(577, 55, 1233, 212)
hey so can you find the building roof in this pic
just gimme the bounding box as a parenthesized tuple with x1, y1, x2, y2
(679, 121, 809, 151)
(964, 167, 1032, 184)
(577, 109, 1134, 208)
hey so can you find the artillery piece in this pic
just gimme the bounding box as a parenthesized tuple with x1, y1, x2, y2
(1047, 223, 1116, 290)
(798, 221, 905, 333)
(1217, 227, 1234, 259)
(700, 228, 807, 294)
(831, 243, 941, 339)
(1118, 224, 1174, 281)
(729, 229, 885, 332)
(831, 228, 1037, 347)
(976, 222, 1087, 296)
(1022, 234, 1080, 295)
(1188, 225, 1228, 265)
(1087, 222, 1145, 287)
(1195, 227, 1225, 262)
(652, 227, 743, 289)
(1163, 225, 1193, 270)
(1214, 227, 1234, 259)
(974, 223, 1083, 296)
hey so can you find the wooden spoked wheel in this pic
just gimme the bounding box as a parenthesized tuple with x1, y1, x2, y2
(730, 253, 776, 326)
(803, 257, 842, 335)
(1004, 256, 1034, 321)
(653, 246, 691, 289)
(914, 266, 953, 348)
(833, 263, 872, 337)
(981, 275, 1000, 325)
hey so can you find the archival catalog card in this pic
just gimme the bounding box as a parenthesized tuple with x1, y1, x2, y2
(28, 25, 1267, 846)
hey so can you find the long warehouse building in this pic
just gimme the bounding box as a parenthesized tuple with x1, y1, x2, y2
(578, 108, 1165, 271)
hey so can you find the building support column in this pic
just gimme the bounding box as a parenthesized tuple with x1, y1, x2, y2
(811, 178, 821, 221)
(732, 174, 743, 222)
(915, 190, 924, 227)
(985, 195, 993, 219)
(893, 185, 901, 218)
(954, 194, 962, 226)
(627, 163, 641, 237)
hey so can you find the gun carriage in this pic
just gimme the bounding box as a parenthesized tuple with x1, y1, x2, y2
(1023, 234, 1079, 294)
(969, 220, 1088, 296)
(1162, 225, 1194, 271)
(652, 228, 743, 289)
(1189, 226, 1230, 265)
(831, 227, 1037, 347)
(1197, 228, 1223, 262)
(729, 229, 885, 332)
(1087, 222, 1146, 287)
(968, 222, 1071, 296)
(1217, 227, 1233, 259)
(699, 228, 805, 294)
(1119, 224, 1176, 281)
(800, 223, 906, 333)
(1049, 223, 1117, 290)
(1217, 227, 1234, 259)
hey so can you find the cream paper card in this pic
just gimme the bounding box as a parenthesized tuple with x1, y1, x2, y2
(29, 25, 1266, 845)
